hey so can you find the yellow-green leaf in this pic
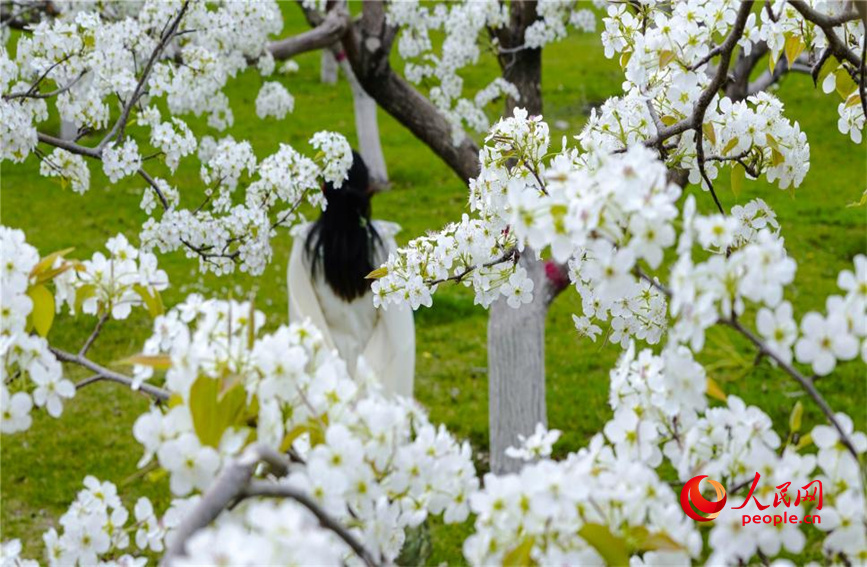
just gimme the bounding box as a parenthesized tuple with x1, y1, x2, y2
(168, 393, 184, 408)
(75, 284, 97, 314)
(502, 536, 535, 567)
(658, 50, 676, 69)
(247, 297, 256, 349)
(620, 50, 632, 69)
(578, 524, 630, 566)
(117, 354, 173, 369)
(768, 53, 777, 75)
(146, 467, 169, 483)
(784, 33, 806, 67)
(366, 266, 388, 280)
(845, 92, 862, 109)
(702, 122, 716, 146)
(789, 401, 804, 434)
(660, 115, 679, 126)
(133, 285, 164, 318)
(630, 526, 684, 552)
(27, 284, 55, 337)
(30, 247, 75, 279)
(721, 137, 739, 156)
(730, 164, 745, 198)
(765, 133, 781, 152)
(816, 58, 836, 86)
(795, 432, 813, 450)
(706, 377, 727, 402)
(771, 147, 785, 167)
(190, 375, 221, 448)
(33, 262, 75, 285)
(834, 68, 858, 99)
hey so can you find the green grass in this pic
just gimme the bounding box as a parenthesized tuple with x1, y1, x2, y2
(2, 6, 865, 565)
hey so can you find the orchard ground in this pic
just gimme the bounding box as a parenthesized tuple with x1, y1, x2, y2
(2, 10, 866, 565)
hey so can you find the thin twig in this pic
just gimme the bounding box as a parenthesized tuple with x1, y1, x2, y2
(78, 312, 109, 357)
(789, 1, 860, 68)
(719, 317, 862, 463)
(694, 128, 726, 215)
(635, 270, 863, 467)
(97, 1, 190, 152)
(4, 70, 86, 100)
(425, 248, 518, 287)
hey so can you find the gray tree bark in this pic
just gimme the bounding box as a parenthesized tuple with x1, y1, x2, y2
(60, 119, 76, 140)
(487, 1, 552, 474)
(320, 49, 338, 84)
(336, 56, 389, 187)
(488, 251, 551, 473)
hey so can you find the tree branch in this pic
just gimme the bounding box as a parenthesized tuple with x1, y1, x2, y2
(162, 445, 372, 566)
(97, 1, 190, 152)
(267, 6, 349, 60)
(635, 271, 862, 465)
(647, 1, 755, 147)
(51, 347, 170, 401)
(788, 1, 861, 68)
(719, 316, 862, 463)
(244, 481, 380, 567)
(78, 312, 108, 357)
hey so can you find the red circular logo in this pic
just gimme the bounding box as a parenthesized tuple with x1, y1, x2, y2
(680, 475, 727, 522)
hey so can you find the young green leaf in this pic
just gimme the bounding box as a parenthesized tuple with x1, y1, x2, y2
(730, 164, 745, 198)
(26, 284, 55, 337)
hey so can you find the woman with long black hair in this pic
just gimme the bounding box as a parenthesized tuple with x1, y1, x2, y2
(287, 151, 414, 396)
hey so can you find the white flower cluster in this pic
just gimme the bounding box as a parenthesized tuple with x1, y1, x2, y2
(793, 254, 866, 375)
(130, 295, 477, 563)
(2, 475, 203, 567)
(504, 422, 561, 461)
(463, 333, 866, 565)
(387, 1, 596, 142)
(309, 131, 353, 188)
(140, 131, 350, 276)
(465, 434, 702, 565)
(38, 148, 91, 194)
(173, 499, 342, 566)
(762, 1, 865, 144)
(1, 1, 335, 279)
(524, 0, 603, 48)
(372, 214, 519, 310)
(139, 108, 197, 173)
(55, 233, 169, 321)
(40, 477, 153, 566)
(1, 227, 71, 433)
(255, 81, 295, 120)
(102, 139, 142, 183)
(2, 228, 171, 435)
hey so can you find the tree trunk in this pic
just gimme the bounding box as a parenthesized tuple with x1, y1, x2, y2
(488, 251, 550, 473)
(320, 49, 338, 84)
(488, 1, 548, 474)
(337, 57, 389, 187)
(340, 1, 481, 183)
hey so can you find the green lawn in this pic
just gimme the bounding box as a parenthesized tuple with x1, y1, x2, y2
(2, 6, 866, 565)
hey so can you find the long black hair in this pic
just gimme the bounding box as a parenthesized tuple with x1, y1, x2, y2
(305, 150, 382, 302)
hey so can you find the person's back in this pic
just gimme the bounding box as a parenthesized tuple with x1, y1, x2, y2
(287, 152, 414, 396)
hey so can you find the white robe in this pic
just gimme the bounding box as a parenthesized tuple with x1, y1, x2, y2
(287, 221, 415, 397)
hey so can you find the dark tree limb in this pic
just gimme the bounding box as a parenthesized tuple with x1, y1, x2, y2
(267, 6, 350, 60)
(789, 1, 861, 68)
